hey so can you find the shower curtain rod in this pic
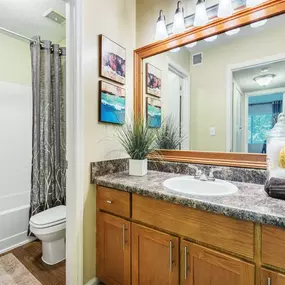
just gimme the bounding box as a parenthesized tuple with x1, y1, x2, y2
(0, 27, 34, 42)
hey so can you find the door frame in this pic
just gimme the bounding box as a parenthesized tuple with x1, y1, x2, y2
(167, 57, 191, 150)
(65, 0, 84, 284)
(226, 53, 285, 152)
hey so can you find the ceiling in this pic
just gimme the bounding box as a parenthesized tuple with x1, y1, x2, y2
(0, 0, 66, 43)
(233, 60, 285, 93)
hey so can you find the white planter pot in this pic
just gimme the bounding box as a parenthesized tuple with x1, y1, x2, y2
(129, 159, 148, 176)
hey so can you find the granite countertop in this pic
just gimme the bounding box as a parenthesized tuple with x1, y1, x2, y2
(95, 170, 285, 228)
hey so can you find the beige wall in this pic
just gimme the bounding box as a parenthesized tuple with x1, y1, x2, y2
(0, 33, 31, 86)
(136, 0, 218, 47)
(82, 0, 136, 283)
(190, 24, 285, 151)
(143, 48, 191, 121)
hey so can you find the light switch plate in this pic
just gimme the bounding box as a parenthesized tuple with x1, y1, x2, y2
(210, 127, 216, 136)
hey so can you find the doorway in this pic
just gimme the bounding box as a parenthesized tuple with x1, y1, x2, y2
(166, 64, 190, 150)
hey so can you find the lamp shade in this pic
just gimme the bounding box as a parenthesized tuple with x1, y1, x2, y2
(155, 10, 168, 41)
(250, 19, 267, 28)
(254, 74, 276, 87)
(194, 0, 208, 27)
(218, 0, 234, 18)
(173, 1, 186, 34)
(247, 0, 265, 7)
(225, 28, 240, 36)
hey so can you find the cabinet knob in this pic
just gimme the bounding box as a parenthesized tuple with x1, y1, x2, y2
(106, 200, 113, 204)
(268, 278, 271, 285)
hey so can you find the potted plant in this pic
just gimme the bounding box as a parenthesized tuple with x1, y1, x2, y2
(116, 119, 156, 176)
(155, 117, 186, 150)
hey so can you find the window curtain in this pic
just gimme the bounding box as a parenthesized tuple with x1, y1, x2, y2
(29, 36, 66, 234)
(272, 100, 282, 125)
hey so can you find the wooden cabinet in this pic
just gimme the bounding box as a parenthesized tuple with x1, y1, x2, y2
(261, 269, 285, 285)
(132, 223, 179, 285)
(97, 212, 131, 285)
(181, 241, 255, 285)
(262, 225, 285, 270)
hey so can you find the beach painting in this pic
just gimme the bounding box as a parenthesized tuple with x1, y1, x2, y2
(146, 63, 162, 97)
(99, 81, 126, 125)
(100, 35, 126, 85)
(147, 97, 162, 128)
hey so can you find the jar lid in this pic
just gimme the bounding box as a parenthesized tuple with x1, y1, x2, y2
(267, 113, 285, 138)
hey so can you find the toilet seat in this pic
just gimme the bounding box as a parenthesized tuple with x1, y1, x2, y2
(30, 205, 66, 229)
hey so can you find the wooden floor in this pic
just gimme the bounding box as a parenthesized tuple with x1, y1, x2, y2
(0, 240, 66, 285)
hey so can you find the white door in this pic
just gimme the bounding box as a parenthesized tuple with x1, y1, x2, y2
(166, 69, 183, 149)
(232, 84, 243, 152)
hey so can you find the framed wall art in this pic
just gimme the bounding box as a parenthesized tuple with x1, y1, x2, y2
(99, 81, 126, 125)
(146, 97, 161, 128)
(146, 63, 162, 97)
(100, 35, 126, 85)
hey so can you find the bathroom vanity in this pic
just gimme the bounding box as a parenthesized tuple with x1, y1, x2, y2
(95, 170, 285, 285)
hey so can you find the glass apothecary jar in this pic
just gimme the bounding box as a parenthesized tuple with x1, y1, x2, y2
(267, 113, 285, 179)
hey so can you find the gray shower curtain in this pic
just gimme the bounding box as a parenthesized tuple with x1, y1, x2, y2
(29, 36, 66, 229)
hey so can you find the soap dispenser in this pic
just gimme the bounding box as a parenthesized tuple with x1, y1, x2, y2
(267, 113, 285, 179)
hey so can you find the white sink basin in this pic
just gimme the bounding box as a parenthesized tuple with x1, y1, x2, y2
(163, 176, 238, 196)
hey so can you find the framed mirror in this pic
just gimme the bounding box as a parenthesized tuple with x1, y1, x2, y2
(134, 0, 285, 168)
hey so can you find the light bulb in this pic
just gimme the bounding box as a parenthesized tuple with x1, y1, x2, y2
(204, 35, 218, 42)
(247, 0, 265, 8)
(186, 42, 197, 48)
(194, 0, 208, 27)
(155, 10, 168, 41)
(218, 0, 234, 18)
(225, 28, 240, 36)
(250, 19, 267, 28)
(173, 1, 186, 34)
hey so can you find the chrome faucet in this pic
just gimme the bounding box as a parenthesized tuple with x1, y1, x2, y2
(188, 164, 201, 180)
(208, 167, 223, 181)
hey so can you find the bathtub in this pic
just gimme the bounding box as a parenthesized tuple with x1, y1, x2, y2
(0, 191, 34, 254)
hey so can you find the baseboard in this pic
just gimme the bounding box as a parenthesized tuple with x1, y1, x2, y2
(0, 233, 35, 255)
(85, 277, 100, 285)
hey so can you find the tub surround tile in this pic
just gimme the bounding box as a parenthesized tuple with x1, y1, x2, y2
(148, 160, 267, 185)
(94, 171, 285, 228)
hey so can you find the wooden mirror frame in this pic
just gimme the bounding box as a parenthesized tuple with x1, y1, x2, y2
(134, 0, 285, 169)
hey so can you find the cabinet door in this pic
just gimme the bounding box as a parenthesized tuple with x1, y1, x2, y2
(181, 241, 255, 285)
(97, 212, 131, 285)
(261, 268, 285, 285)
(132, 223, 179, 285)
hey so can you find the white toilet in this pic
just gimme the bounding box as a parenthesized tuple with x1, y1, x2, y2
(29, 205, 66, 265)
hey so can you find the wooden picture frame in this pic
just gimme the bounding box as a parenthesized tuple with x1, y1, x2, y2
(146, 63, 162, 97)
(146, 97, 162, 128)
(133, 0, 285, 169)
(99, 80, 126, 125)
(99, 35, 126, 85)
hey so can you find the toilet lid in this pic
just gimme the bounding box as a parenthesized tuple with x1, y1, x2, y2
(30, 205, 66, 228)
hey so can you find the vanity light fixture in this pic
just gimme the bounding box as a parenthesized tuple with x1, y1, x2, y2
(194, 0, 208, 27)
(170, 47, 181, 53)
(218, 0, 234, 18)
(254, 74, 276, 87)
(186, 41, 198, 48)
(246, 0, 265, 8)
(250, 19, 268, 28)
(204, 35, 218, 42)
(225, 28, 241, 36)
(173, 1, 186, 34)
(155, 10, 168, 41)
